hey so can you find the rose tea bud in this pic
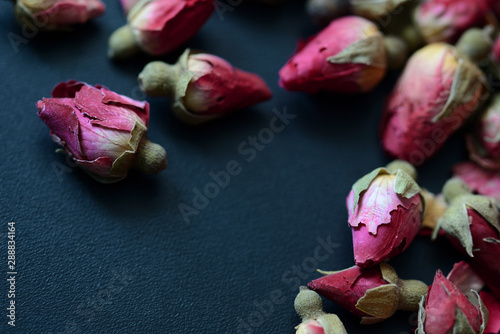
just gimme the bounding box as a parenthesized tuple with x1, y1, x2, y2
(308, 263, 428, 324)
(414, 0, 492, 44)
(14, 0, 105, 30)
(294, 287, 347, 334)
(139, 49, 272, 125)
(380, 37, 490, 165)
(347, 160, 424, 268)
(279, 16, 407, 94)
(480, 291, 500, 334)
(433, 178, 500, 297)
(108, 0, 214, 58)
(37, 80, 167, 183)
(467, 94, 500, 171)
(453, 161, 500, 201)
(420, 189, 448, 233)
(416, 269, 488, 334)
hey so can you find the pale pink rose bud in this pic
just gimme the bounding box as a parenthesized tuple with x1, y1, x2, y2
(453, 161, 500, 202)
(279, 16, 407, 94)
(347, 160, 424, 268)
(380, 40, 489, 166)
(416, 269, 488, 334)
(138, 49, 272, 125)
(294, 287, 347, 334)
(37, 80, 167, 183)
(14, 0, 105, 29)
(308, 263, 428, 324)
(108, 0, 214, 58)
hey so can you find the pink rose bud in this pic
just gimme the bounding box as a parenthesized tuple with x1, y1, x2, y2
(416, 269, 488, 334)
(279, 16, 408, 94)
(138, 49, 272, 125)
(467, 94, 500, 170)
(414, 0, 491, 44)
(453, 161, 500, 202)
(433, 178, 500, 298)
(347, 160, 423, 268)
(14, 0, 105, 29)
(380, 34, 490, 166)
(294, 287, 347, 334)
(308, 263, 428, 324)
(108, 0, 214, 58)
(480, 291, 500, 334)
(37, 80, 167, 183)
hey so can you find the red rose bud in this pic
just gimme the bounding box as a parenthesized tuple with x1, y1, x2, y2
(467, 94, 500, 170)
(294, 287, 347, 334)
(138, 49, 272, 125)
(14, 0, 105, 29)
(108, 0, 214, 58)
(480, 291, 500, 334)
(308, 263, 428, 324)
(414, 0, 491, 44)
(453, 161, 500, 202)
(380, 34, 490, 166)
(416, 269, 488, 334)
(37, 80, 167, 183)
(433, 178, 500, 298)
(346, 160, 423, 268)
(279, 16, 408, 94)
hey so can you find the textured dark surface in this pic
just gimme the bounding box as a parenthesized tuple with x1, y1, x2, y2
(0, 0, 470, 333)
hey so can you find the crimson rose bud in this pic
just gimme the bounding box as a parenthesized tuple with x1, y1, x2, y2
(347, 160, 423, 268)
(108, 0, 214, 58)
(453, 161, 500, 202)
(138, 49, 272, 124)
(416, 270, 488, 334)
(279, 16, 406, 94)
(14, 0, 105, 29)
(37, 81, 167, 183)
(308, 263, 428, 324)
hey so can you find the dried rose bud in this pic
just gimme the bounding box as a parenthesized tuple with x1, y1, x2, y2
(480, 291, 500, 334)
(416, 269, 488, 334)
(346, 160, 423, 268)
(279, 16, 407, 94)
(108, 0, 214, 58)
(294, 287, 347, 334)
(433, 178, 500, 298)
(37, 80, 167, 183)
(380, 38, 490, 165)
(14, 0, 105, 30)
(467, 94, 500, 171)
(453, 161, 500, 202)
(420, 189, 448, 234)
(414, 0, 491, 44)
(138, 49, 272, 125)
(308, 263, 428, 324)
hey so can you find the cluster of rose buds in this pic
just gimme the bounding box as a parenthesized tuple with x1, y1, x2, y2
(138, 49, 272, 124)
(13, 0, 105, 30)
(108, 0, 214, 58)
(37, 81, 167, 183)
(279, 16, 408, 94)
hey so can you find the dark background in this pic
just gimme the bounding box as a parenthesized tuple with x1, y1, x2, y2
(0, 0, 470, 333)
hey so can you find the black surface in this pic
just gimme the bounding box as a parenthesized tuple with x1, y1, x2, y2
(0, 0, 470, 333)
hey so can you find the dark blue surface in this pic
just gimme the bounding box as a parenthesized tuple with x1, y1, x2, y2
(0, 0, 468, 333)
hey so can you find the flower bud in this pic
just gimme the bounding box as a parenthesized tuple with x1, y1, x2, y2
(414, 0, 491, 44)
(416, 269, 488, 334)
(453, 161, 500, 202)
(279, 16, 392, 94)
(14, 0, 105, 30)
(108, 0, 214, 58)
(420, 189, 448, 232)
(347, 160, 423, 268)
(37, 80, 167, 183)
(467, 94, 500, 171)
(138, 49, 272, 125)
(480, 291, 500, 334)
(120, 0, 140, 15)
(308, 263, 428, 324)
(294, 287, 347, 334)
(434, 178, 500, 297)
(380, 42, 489, 165)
